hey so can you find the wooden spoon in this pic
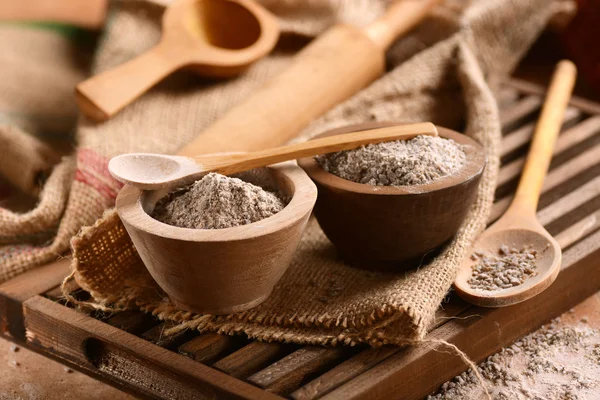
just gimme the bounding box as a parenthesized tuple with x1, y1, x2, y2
(109, 122, 438, 190)
(76, 0, 280, 122)
(454, 60, 577, 308)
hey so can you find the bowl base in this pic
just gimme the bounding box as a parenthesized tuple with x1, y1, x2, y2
(338, 247, 443, 274)
(170, 291, 272, 315)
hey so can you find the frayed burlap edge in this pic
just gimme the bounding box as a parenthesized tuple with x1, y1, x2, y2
(0, 157, 73, 238)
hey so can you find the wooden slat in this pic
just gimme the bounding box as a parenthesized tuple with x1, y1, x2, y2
(141, 322, 197, 349)
(247, 347, 350, 396)
(290, 347, 397, 400)
(23, 296, 283, 400)
(213, 341, 296, 379)
(491, 142, 600, 223)
(179, 333, 240, 364)
(494, 87, 520, 107)
(555, 209, 600, 249)
(497, 117, 600, 188)
(505, 78, 600, 115)
(538, 175, 600, 226)
(0, 258, 69, 341)
(106, 311, 159, 335)
(552, 116, 600, 153)
(500, 106, 580, 157)
(498, 95, 541, 129)
(322, 228, 600, 400)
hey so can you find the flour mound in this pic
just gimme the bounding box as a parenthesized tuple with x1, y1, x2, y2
(152, 173, 285, 229)
(316, 135, 466, 186)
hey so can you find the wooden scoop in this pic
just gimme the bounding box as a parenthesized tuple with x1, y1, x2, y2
(76, 0, 280, 121)
(109, 122, 438, 190)
(454, 60, 577, 308)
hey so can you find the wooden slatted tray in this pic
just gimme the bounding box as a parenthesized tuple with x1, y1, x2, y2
(2, 79, 600, 399)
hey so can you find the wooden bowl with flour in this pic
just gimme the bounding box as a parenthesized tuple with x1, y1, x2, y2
(116, 162, 317, 315)
(297, 122, 486, 270)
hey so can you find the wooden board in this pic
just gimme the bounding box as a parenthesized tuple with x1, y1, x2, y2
(2, 79, 599, 399)
(0, 258, 70, 341)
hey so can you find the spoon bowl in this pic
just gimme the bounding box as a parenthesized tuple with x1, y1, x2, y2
(76, 0, 280, 121)
(166, 0, 278, 76)
(109, 154, 201, 189)
(454, 221, 561, 307)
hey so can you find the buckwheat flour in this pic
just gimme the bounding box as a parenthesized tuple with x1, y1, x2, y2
(468, 245, 538, 291)
(151, 173, 285, 229)
(428, 318, 600, 399)
(316, 135, 466, 186)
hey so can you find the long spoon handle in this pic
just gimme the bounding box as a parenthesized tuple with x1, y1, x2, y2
(364, 0, 443, 49)
(193, 122, 438, 175)
(76, 42, 184, 121)
(510, 60, 576, 216)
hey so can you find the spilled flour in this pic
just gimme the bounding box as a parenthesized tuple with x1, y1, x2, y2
(428, 317, 600, 399)
(468, 245, 538, 291)
(152, 173, 285, 229)
(316, 135, 466, 186)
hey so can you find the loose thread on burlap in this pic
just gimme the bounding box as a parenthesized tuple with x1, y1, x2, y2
(60, 269, 124, 313)
(413, 338, 492, 400)
(435, 313, 483, 321)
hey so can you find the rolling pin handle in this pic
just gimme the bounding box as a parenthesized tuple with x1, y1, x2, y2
(364, 0, 442, 49)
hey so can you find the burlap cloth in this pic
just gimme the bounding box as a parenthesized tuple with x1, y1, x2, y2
(1, 0, 561, 345)
(0, 25, 88, 262)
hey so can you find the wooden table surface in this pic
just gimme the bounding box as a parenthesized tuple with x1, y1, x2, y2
(0, 336, 133, 399)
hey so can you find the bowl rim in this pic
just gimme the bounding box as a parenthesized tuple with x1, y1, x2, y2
(116, 160, 317, 242)
(297, 122, 487, 195)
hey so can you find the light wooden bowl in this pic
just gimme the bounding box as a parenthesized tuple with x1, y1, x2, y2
(297, 122, 486, 270)
(116, 162, 317, 315)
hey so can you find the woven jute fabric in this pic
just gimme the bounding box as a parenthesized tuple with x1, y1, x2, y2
(0, 27, 86, 138)
(0, 26, 80, 198)
(0, 124, 61, 196)
(0, 25, 89, 282)
(1, 0, 559, 344)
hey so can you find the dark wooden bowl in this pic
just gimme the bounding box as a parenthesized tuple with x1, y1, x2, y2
(297, 122, 486, 270)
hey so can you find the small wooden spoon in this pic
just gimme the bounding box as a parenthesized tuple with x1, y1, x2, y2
(76, 0, 280, 121)
(454, 60, 577, 308)
(109, 122, 438, 190)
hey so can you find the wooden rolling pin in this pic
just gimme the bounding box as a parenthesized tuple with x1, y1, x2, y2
(178, 0, 442, 156)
